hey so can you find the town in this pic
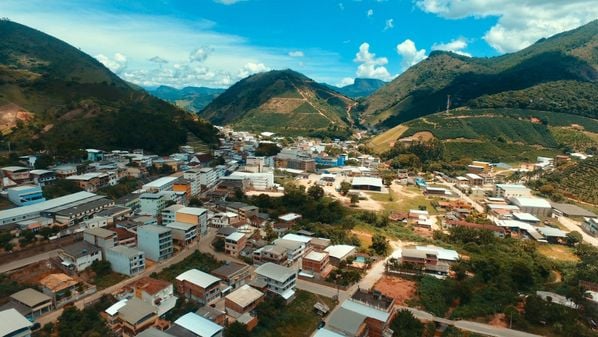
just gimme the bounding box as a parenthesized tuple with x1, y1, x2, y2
(0, 126, 596, 337)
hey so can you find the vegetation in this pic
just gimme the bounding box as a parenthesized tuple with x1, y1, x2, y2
(254, 142, 281, 156)
(153, 251, 223, 282)
(148, 85, 224, 112)
(0, 20, 219, 155)
(250, 291, 334, 337)
(200, 69, 354, 134)
(390, 309, 427, 337)
(42, 180, 83, 198)
(529, 157, 598, 204)
(97, 177, 139, 200)
(326, 268, 362, 286)
(361, 20, 598, 127)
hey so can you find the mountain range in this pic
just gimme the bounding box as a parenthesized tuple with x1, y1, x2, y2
(0, 20, 219, 156)
(325, 78, 386, 99)
(199, 69, 356, 136)
(359, 19, 598, 129)
(147, 85, 225, 112)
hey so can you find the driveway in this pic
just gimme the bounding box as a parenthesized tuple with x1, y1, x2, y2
(558, 216, 598, 247)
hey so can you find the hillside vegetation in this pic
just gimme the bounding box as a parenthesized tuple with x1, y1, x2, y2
(148, 85, 224, 112)
(538, 157, 598, 205)
(325, 78, 386, 98)
(200, 69, 355, 135)
(360, 20, 598, 128)
(0, 20, 219, 155)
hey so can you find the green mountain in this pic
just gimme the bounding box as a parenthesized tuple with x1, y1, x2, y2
(0, 20, 218, 156)
(361, 20, 598, 128)
(325, 78, 386, 98)
(148, 85, 225, 112)
(200, 69, 355, 135)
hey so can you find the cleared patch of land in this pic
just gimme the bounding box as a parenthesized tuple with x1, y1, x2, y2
(368, 124, 408, 153)
(537, 244, 579, 262)
(374, 276, 417, 305)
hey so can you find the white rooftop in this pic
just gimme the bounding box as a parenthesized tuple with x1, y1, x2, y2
(278, 213, 302, 222)
(351, 176, 383, 187)
(0, 308, 33, 336)
(255, 262, 296, 283)
(0, 191, 97, 221)
(313, 328, 346, 337)
(281, 233, 312, 243)
(176, 269, 221, 288)
(465, 173, 483, 180)
(342, 299, 390, 322)
(174, 312, 223, 337)
(105, 298, 128, 316)
(225, 232, 245, 242)
(324, 245, 356, 260)
(416, 245, 459, 261)
(143, 176, 179, 188)
(512, 212, 540, 222)
(304, 251, 328, 262)
(166, 221, 197, 231)
(177, 207, 208, 216)
(225, 284, 264, 308)
(511, 197, 552, 208)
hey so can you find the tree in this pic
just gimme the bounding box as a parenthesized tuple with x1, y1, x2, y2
(350, 193, 359, 206)
(224, 322, 250, 337)
(188, 197, 203, 207)
(307, 184, 324, 200)
(340, 181, 352, 195)
(91, 260, 111, 276)
(264, 223, 277, 242)
(566, 231, 582, 246)
(370, 234, 390, 256)
(213, 238, 225, 252)
(391, 309, 424, 337)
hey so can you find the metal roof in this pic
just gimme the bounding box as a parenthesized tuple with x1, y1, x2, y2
(0, 191, 96, 222)
(104, 298, 128, 316)
(118, 298, 156, 324)
(0, 308, 33, 336)
(84, 227, 116, 238)
(313, 328, 346, 337)
(342, 299, 391, 322)
(174, 312, 223, 337)
(225, 284, 264, 308)
(304, 251, 328, 262)
(351, 176, 383, 187)
(10, 288, 51, 308)
(510, 197, 551, 208)
(166, 221, 197, 232)
(281, 233, 312, 243)
(324, 245, 356, 260)
(255, 262, 296, 283)
(108, 245, 144, 258)
(328, 307, 366, 335)
(225, 232, 245, 242)
(176, 269, 221, 288)
(177, 207, 208, 216)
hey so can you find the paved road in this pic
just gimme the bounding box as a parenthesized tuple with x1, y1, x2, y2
(0, 249, 59, 274)
(440, 182, 485, 213)
(558, 216, 598, 247)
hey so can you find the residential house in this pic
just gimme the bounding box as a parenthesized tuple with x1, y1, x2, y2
(52, 164, 77, 178)
(211, 262, 251, 291)
(143, 176, 178, 193)
(166, 221, 198, 246)
(112, 227, 137, 247)
(83, 227, 117, 255)
(173, 179, 192, 200)
(196, 305, 227, 326)
(176, 269, 222, 305)
(118, 298, 158, 337)
(137, 225, 173, 261)
(58, 241, 102, 272)
(126, 277, 177, 316)
(139, 192, 171, 216)
(1, 166, 30, 184)
(254, 262, 297, 302)
(29, 169, 56, 186)
(324, 245, 356, 266)
(225, 232, 247, 257)
(273, 239, 305, 263)
(166, 312, 223, 337)
(209, 212, 241, 228)
(176, 207, 208, 236)
(301, 251, 330, 277)
(183, 169, 202, 196)
(96, 206, 132, 225)
(3, 288, 53, 320)
(465, 173, 484, 187)
(583, 217, 598, 237)
(161, 204, 184, 225)
(39, 273, 79, 306)
(252, 245, 288, 266)
(199, 167, 218, 188)
(7, 185, 45, 206)
(224, 285, 264, 319)
(0, 308, 33, 337)
(106, 245, 146, 276)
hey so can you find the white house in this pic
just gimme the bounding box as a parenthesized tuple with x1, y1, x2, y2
(254, 262, 297, 302)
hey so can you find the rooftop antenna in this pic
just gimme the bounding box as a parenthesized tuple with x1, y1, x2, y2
(445, 95, 451, 115)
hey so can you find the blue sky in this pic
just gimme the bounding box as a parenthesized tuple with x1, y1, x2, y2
(1, 0, 596, 87)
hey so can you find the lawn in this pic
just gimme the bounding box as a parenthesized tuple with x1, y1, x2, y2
(537, 245, 579, 262)
(93, 272, 127, 290)
(251, 290, 336, 337)
(153, 251, 223, 282)
(366, 189, 438, 215)
(368, 124, 408, 153)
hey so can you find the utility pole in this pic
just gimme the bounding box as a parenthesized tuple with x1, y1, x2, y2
(445, 95, 451, 115)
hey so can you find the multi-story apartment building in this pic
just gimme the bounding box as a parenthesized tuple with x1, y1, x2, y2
(137, 225, 173, 261)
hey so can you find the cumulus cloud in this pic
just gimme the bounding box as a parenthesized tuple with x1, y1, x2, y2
(396, 39, 427, 70)
(367, 9, 374, 17)
(431, 37, 471, 57)
(237, 62, 270, 78)
(415, 0, 598, 53)
(288, 50, 304, 57)
(189, 46, 214, 63)
(353, 43, 392, 81)
(337, 77, 354, 87)
(384, 18, 394, 31)
(96, 52, 127, 73)
(148, 56, 168, 64)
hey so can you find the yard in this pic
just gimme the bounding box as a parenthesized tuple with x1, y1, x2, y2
(153, 250, 223, 282)
(537, 244, 579, 262)
(251, 290, 336, 337)
(374, 275, 417, 306)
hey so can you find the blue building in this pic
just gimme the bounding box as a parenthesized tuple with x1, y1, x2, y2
(7, 185, 46, 206)
(315, 155, 347, 167)
(415, 177, 427, 188)
(86, 149, 104, 162)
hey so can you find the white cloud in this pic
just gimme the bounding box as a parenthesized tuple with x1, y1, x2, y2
(367, 9, 374, 17)
(415, 0, 598, 53)
(396, 39, 427, 70)
(353, 42, 392, 81)
(288, 50, 304, 57)
(237, 62, 270, 78)
(189, 46, 214, 63)
(95, 52, 127, 73)
(213, 0, 246, 5)
(431, 37, 471, 57)
(337, 77, 354, 87)
(384, 18, 394, 31)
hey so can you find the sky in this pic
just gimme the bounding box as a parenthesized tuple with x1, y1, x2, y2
(1, 0, 596, 88)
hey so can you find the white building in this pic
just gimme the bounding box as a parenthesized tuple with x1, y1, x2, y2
(176, 207, 208, 235)
(495, 184, 532, 198)
(229, 171, 274, 191)
(172, 312, 223, 337)
(510, 197, 552, 218)
(166, 221, 198, 246)
(199, 167, 218, 187)
(139, 192, 174, 216)
(7, 185, 46, 206)
(143, 176, 179, 192)
(105, 245, 145, 276)
(58, 241, 102, 272)
(161, 204, 184, 225)
(137, 225, 173, 261)
(209, 212, 240, 228)
(0, 308, 33, 337)
(183, 169, 202, 196)
(254, 262, 297, 301)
